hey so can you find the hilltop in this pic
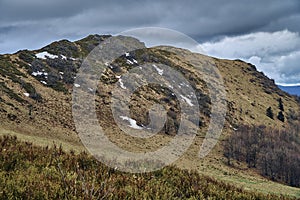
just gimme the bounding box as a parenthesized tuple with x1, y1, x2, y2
(0, 34, 300, 198)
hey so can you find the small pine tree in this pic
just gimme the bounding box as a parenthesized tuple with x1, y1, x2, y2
(278, 98, 284, 111)
(266, 107, 274, 119)
(277, 111, 285, 122)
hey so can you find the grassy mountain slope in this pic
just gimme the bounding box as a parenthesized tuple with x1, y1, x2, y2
(0, 34, 300, 198)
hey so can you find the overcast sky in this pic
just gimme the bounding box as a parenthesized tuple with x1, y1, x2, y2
(0, 0, 300, 85)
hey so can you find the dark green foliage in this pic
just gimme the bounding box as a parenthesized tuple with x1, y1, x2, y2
(0, 57, 42, 102)
(28, 59, 69, 93)
(29, 59, 47, 74)
(277, 111, 285, 122)
(0, 55, 42, 102)
(20, 81, 42, 102)
(0, 56, 27, 81)
(16, 60, 31, 70)
(224, 125, 300, 187)
(18, 50, 35, 63)
(278, 98, 284, 111)
(49, 81, 68, 93)
(0, 82, 26, 104)
(0, 135, 293, 199)
(75, 34, 111, 56)
(45, 56, 78, 84)
(266, 107, 274, 119)
(41, 39, 80, 58)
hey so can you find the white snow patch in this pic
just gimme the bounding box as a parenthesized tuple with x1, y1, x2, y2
(40, 81, 47, 85)
(61, 55, 67, 60)
(32, 71, 48, 77)
(119, 79, 126, 89)
(180, 95, 194, 106)
(88, 88, 93, 92)
(74, 83, 80, 88)
(115, 75, 121, 79)
(36, 52, 58, 59)
(23, 93, 30, 97)
(125, 52, 130, 57)
(126, 59, 134, 65)
(132, 58, 138, 64)
(152, 64, 163, 75)
(59, 72, 64, 75)
(32, 71, 43, 76)
(120, 116, 143, 129)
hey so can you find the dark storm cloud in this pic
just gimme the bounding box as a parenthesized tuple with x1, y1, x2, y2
(169, 0, 300, 40)
(0, 0, 157, 24)
(1, 0, 299, 40)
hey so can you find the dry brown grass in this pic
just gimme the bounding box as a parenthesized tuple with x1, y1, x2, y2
(1, 37, 300, 198)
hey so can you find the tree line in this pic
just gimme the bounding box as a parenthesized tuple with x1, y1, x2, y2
(224, 124, 300, 187)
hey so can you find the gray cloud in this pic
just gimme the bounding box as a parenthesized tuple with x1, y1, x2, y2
(200, 30, 300, 84)
(1, 0, 299, 41)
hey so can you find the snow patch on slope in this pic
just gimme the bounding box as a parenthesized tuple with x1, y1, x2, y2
(120, 116, 143, 129)
(36, 52, 58, 59)
(152, 64, 163, 75)
(180, 95, 194, 106)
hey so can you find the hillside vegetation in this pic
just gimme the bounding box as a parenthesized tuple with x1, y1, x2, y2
(224, 124, 300, 187)
(0, 135, 296, 200)
(1, 34, 300, 198)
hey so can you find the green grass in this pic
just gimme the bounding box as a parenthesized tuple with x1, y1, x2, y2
(0, 128, 84, 153)
(194, 161, 300, 199)
(0, 135, 296, 200)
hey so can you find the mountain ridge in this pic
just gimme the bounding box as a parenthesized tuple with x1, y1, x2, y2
(1, 34, 300, 197)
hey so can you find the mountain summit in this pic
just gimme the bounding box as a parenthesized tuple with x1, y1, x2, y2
(0, 34, 300, 196)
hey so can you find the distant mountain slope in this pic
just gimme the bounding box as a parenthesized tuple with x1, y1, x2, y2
(278, 85, 300, 96)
